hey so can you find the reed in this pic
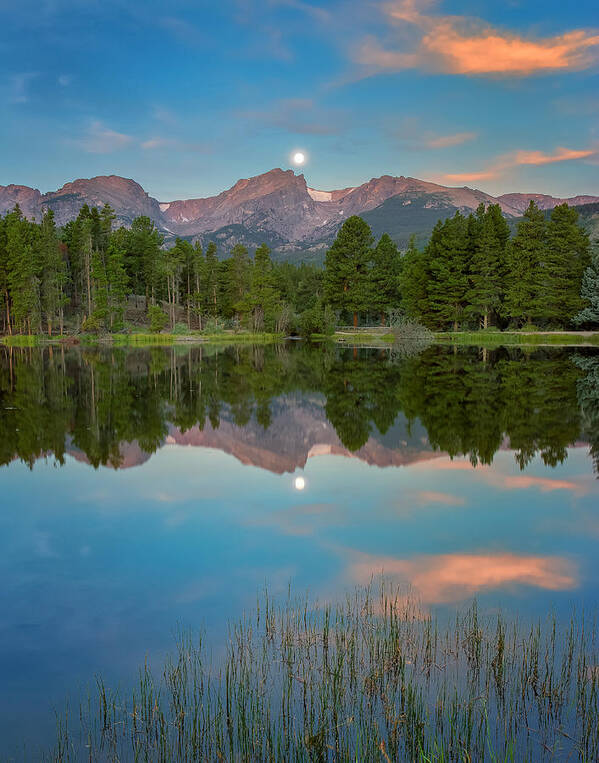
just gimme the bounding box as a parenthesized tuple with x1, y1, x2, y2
(0, 334, 40, 346)
(49, 581, 598, 762)
(435, 331, 599, 347)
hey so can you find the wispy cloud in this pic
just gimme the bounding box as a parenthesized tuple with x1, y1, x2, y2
(514, 147, 596, 166)
(141, 137, 176, 150)
(443, 171, 498, 183)
(355, 0, 599, 77)
(77, 120, 133, 153)
(270, 0, 331, 23)
(8, 72, 38, 104)
(141, 136, 211, 153)
(57, 74, 72, 87)
(441, 145, 598, 185)
(158, 16, 205, 46)
(393, 118, 477, 150)
(240, 97, 344, 135)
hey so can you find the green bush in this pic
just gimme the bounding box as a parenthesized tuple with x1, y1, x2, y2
(202, 317, 225, 334)
(81, 314, 103, 334)
(172, 322, 189, 335)
(298, 303, 336, 337)
(147, 306, 169, 333)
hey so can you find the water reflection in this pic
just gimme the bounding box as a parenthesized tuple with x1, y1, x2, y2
(1, 343, 598, 474)
(1, 343, 599, 755)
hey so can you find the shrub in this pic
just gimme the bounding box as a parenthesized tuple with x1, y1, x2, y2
(202, 317, 225, 334)
(81, 314, 103, 334)
(298, 302, 336, 338)
(389, 315, 433, 357)
(172, 322, 189, 335)
(147, 305, 169, 333)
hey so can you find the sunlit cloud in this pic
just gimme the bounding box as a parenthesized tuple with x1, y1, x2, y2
(412, 455, 590, 497)
(443, 170, 499, 183)
(349, 551, 578, 604)
(355, 0, 599, 77)
(392, 118, 477, 150)
(413, 490, 465, 506)
(514, 147, 596, 165)
(440, 145, 597, 186)
(77, 120, 133, 154)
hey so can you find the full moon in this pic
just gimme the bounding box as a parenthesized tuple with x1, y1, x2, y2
(294, 476, 306, 491)
(292, 152, 306, 165)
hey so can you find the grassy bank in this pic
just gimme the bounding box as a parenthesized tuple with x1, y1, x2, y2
(50, 581, 598, 762)
(334, 330, 395, 345)
(435, 330, 599, 347)
(1, 331, 285, 347)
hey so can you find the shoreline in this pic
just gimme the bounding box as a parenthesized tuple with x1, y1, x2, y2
(2, 329, 599, 349)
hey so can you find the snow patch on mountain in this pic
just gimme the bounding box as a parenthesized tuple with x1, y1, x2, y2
(307, 188, 333, 202)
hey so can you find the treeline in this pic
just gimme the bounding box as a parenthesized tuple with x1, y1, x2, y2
(324, 202, 596, 330)
(1, 344, 597, 472)
(0, 198, 596, 336)
(0, 204, 326, 336)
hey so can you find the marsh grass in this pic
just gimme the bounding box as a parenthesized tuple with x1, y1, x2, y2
(49, 581, 598, 762)
(0, 334, 40, 346)
(435, 331, 599, 347)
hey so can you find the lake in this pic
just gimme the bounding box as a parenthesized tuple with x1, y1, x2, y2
(1, 342, 598, 758)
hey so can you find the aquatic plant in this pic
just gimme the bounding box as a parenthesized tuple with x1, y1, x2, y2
(50, 581, 598, 761)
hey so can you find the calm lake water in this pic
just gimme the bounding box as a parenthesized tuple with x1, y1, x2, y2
(1, 342, 598, 757)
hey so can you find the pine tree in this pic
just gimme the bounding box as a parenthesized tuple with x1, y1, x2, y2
(106, 237, 129, 331)
(540, 204, 590, 326)
(5, 208, 40, 334)
(128, 217, 164, 306)
(324, 215, 374, 328)
(0, 213, 12, 334)
(400, 235, 429, 323)
(163, 239, 187, 328)
(190, 242, 205, 329)
(204, 242, 220, 317)
(426, 211, 470, 330)
(38, 210, 69, 335)
(246, 244, 279, 331)
(467, 204, 509, 329)
(574, 249, 599, 327)
(227, 244, 251, 321)
(504, 201, 545, 326)
(370, 233, 401, 324)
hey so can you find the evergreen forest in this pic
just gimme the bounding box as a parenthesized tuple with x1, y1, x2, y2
(0, 199, 597, 337)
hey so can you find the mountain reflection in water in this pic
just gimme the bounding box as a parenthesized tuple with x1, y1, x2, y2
(1, 342, 598, 474)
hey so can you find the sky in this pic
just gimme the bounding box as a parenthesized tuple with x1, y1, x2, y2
(1, 0, 598, 200)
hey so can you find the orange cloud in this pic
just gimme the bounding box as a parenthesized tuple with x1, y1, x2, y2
(350, 551, 577, 604)
(424, 26, 599, 76)
(413, 490, 465, 506)
(443, 171, 499, 183)
(440, 145, 596, 187)
(514, 147, 596, 165)
(357, 1, 599, 77)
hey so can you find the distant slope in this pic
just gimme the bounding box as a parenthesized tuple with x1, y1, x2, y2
(497, 193, 599, 214)
(361, 193, 462, 249)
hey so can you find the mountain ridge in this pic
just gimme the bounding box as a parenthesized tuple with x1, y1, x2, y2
(2, 169, 598, 260)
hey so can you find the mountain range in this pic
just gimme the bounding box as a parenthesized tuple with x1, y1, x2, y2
(2, 169, 598, 262)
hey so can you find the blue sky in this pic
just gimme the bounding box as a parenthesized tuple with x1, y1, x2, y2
(1, 0, 598, 200)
